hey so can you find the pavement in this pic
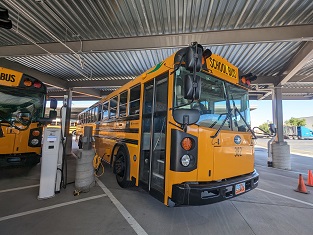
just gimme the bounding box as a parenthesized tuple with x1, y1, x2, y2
(255, 138, 313, 158)
(1, 138, 313, 235)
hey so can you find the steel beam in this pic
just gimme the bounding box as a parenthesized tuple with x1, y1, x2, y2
(72, 88, 102, 99)
(0, 25, 312, 57)
(0, 58, 68, 89)
(68, 80, 128, 87)
(279, 41, 313, 86)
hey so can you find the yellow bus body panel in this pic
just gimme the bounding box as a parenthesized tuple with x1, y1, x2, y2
(205, 54, 239, 84)
(166, 110, 254, 199)
(201, 130, 254, 181)
(0, 67, 23, 87)
(0, 123, 41, 155)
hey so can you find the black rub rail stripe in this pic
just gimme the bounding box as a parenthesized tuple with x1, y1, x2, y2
(94, 135, 138, 145)
(101, 115, 140, 123)
(96, 128, 139, 133)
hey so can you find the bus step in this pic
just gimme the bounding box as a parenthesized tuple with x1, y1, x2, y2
(152, 172, 164, 180)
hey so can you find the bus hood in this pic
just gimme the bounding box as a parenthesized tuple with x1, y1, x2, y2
(196, 127, 255, 181)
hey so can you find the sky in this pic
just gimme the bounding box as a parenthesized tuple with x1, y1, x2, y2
(52, 99, 313, 128)
(250, 100, 313, 128)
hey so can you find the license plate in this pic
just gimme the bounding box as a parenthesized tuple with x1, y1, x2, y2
(235, 182, 245, 195)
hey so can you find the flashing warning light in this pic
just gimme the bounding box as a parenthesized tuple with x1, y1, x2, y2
(240, 73, 257, 86)
(32, 130, 40, 137)
(23, 79, 32, 87)
(181, 137, 193, 151)
(33, 81, 42, 88)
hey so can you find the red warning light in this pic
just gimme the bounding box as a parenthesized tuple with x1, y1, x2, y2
(33, 81, 42, 88)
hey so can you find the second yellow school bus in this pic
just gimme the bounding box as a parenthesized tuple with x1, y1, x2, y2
(77, 43, 259, 206)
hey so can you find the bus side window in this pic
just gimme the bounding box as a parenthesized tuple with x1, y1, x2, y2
(119, 91, 127, 117)
(129, 84, 141, 115)
(98, 104, 102, 121)
(109, 97, 117, 119)
(102, 102, 108, 120)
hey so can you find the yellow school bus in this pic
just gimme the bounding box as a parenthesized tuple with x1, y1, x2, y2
(0, 67, 56, 167)
(49, 118, 77, 135)
(77, 43, 259, 206)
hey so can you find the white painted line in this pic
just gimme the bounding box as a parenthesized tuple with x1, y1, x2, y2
(255, 164, 308, 176)
(255, 145, 313, 158)
(96, 178, 148, 235)
(0, 194, 106, 222)
(0, 184, 39, 194)
(256, 188, 313, 207)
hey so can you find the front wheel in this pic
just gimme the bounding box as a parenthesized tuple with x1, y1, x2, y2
(114, 148, 135, 188)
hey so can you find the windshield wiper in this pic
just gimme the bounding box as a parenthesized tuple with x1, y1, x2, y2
(233, 107, 256, 139)
(209, 113, 227, 129)
(230, 95, 256, 139)
(210, 110, 232, 138)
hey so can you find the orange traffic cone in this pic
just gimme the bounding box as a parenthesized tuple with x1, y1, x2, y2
(295, 174, 309, 194)
(306, 170, 313, 187)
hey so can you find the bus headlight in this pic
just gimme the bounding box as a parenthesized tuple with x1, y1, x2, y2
(181, 154, 191, 167)
(30, 138, 39, 146)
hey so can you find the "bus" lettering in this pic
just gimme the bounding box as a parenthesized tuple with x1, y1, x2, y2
(0, 73, 15, 82)
(209, 58, 237, 79)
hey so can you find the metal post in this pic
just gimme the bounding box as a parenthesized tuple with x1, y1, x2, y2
(82, 126, 93, 150)
(65, 88, 73, 155)
(273, 87, 284, 143)
(271, 87, 291, 170)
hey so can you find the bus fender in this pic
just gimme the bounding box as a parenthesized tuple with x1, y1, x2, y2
(112, 143, 131, 181)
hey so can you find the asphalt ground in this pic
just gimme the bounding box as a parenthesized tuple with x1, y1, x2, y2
(0, 138, 313, 235)
(255, 138, 313, 158)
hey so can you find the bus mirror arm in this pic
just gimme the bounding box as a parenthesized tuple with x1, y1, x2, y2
(252, 125, 276, 138)
(182, 115, 189, 132)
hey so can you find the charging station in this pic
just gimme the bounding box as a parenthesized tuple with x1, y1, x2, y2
(38, 127, 63, 199)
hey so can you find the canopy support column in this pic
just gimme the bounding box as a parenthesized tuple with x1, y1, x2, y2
(271, 87, 291, 170)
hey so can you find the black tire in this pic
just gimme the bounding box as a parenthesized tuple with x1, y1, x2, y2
(114, 148, 135, 188)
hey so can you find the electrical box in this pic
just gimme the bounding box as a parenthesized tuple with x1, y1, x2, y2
(38, 127, 63, 199)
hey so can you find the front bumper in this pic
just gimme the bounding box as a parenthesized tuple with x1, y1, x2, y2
(0, 153, 41, 167)
(171, 170, 259, 206)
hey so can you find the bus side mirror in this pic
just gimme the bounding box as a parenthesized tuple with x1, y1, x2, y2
(0, 7, 12, 29)
(184, 74, 201, 100)
(173, 109, 200, 131)
(185, 45, 203, 72)
(50, 98, 57, 110)
(49, 110, 57, 120)
(269, 124, 276, 135)
(203, 49, 212, 60)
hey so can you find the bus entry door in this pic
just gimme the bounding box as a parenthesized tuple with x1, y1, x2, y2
(140, 74, 168, 200)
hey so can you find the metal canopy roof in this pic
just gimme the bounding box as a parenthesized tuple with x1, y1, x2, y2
(0, 0, 312, 101)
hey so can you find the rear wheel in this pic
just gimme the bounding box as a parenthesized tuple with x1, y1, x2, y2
(114, 148, 135, 188)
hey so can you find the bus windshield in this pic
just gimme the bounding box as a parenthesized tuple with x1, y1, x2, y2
(0, 87, 45, 123)
(174, 67, 251, 132)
